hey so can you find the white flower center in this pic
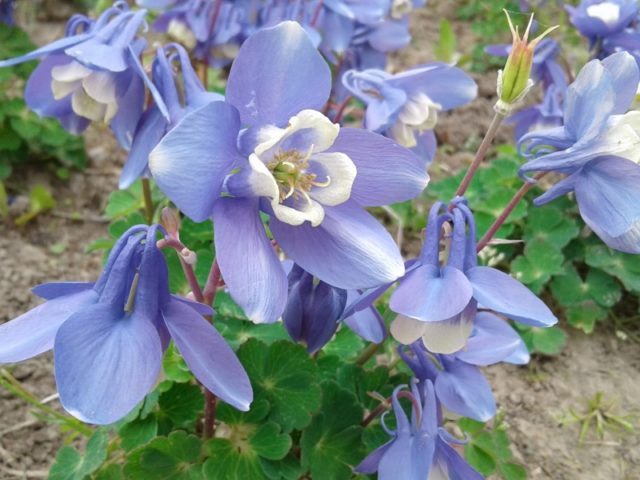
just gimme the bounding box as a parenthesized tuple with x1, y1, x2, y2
(51, 60, 119, 123)
(246, 110, 357, 227)
(586, 2, 621, 26)
(168, 19, 198, 49)
(390, 93, 442, 148)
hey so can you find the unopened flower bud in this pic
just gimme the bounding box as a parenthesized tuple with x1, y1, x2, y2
(180, 247, 197, 265)
(496, 11, 558, 113)
(161, 207, 181, 238)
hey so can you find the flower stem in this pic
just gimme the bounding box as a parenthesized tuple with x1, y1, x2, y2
(355, 342, 382, 367)
(202, 259, 221, 307)
(141, 178, 155, 225)
(156, 237, 205, 303)
(333, 95, 352, 124)
(0, 369, 93, 436)
(202, 257, 222, 439)
(454, 112, 505, 198)
(476, 172, 545, 251)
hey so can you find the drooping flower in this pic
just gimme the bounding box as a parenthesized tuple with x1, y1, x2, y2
(0, 1, 167, 149)
(355, 380, 483, 480)
(148, 21, 429, 324)
(342, 64, 476, 164)
(506, 82, 565, 140)
(389, 200, 556, 354)
(399, 313, 529, 422)
(283, 262, 385, 353)
(519, 52, 640, 252)
(0, 0, 15, 25)
(0, 225, 252, 424)
(566, 0, 639, 45)
(120, 43, 223, 188)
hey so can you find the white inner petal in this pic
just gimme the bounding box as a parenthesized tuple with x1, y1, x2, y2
(71, 89, 108, 122)
(420, 309, 474, 354)
(595, 112, 640, 163)
(390, 120, 417, 148)
(398, 92, 442, 129)
(390, 315, 427, 345)
(51, 79, 81, 100)
(82, 70, 118, 104)
(272, 198, 325, 227)
(51, 61, 93, 82)
(308, 152, 357, 206)
(168, 19, 198, 49)
(586, 3, 621, 26)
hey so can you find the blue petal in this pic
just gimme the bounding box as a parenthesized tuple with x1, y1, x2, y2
(270, 201, 405, 290)
(226, 21, 331, 127)
(354, 442, 393, 474)
(162, 299, 252, 411)
(377, 432, 435, 480)
(213, 197, 288, 324)
(343, 291, 386, 343)
(456, 312, 526, 366)
(0, 33, 91, 67)
(109, 73, 145, 150)
(435, 440, 484, 480)
(32, 282, 94, 300)
(435, 358, 496, 421)
(327, 128, 429, 206)
(149, 101, 242, 222)
(466, 266, 557, 327)
(0, 290, 98, 363)
(574, 155, 640, 253)
(601, 52, 639, 114)
(54, 303, 163, 424)
(390, 264, 473, 322)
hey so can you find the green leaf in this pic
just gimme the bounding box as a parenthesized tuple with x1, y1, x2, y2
(49, 430, 109, 480)
(500, 462, 528, 480)
(158, 382, 204, 427)
(585, 244, 640, 292)
(523, 205, 579, 249)
(260, 455, 304, 480)
(10, 114, 41, 139)
(105, 189, 141, 219)
(300, 382, 364, 480)
(516, 325, 567, 355)
(565, 303, 607, 334)
(125, 431, 203, 480)
(433, 19, 457, 62)
(119, 415, 158, 452)
(465, 443, 497, 476)
(586, 268, 622, 308)
(163, 343, 193, 383)
(203, 439, 265, 479)
(0, 181, 8, 218)
(511, 239, 564, 287)
(237, 340, 321, 431)
(15, 184, 56, 226)
(95, 464, 125, 480)
(322, 327, 365, 359)
(549, 265, 589, 306)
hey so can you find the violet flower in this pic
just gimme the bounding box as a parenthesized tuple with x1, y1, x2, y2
(355, 380, 483, 480)
(566, 0, 638, 46)
(148, 21, 428, 324)
(0, 225, 252, 424)
(343, 64, 476, 165)
(0, 0, 15, 25)
(400, 313, 529, 422)
(0, 1, 167, 149)
(389, 200, 556, 354)
(506, 82, 565, 140)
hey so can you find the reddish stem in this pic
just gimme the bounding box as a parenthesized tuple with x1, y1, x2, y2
(156, 237, 205, 303)
(203, 391, 218, 439)
(310, 0, 324, 27)
(476, 172, 546, 251)
(333, 95, 352, 124)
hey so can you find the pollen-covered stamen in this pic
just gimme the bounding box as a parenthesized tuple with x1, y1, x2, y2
(124, 271, 140, 313)
(267, 148, 331, 204)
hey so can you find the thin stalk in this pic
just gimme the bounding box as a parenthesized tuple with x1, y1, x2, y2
(333, 95, 352, 124)
(476, 172, 546, 251)
(454, 112, 505, 197)
(0, 369, 92, 436)
(157, 238, 206, 303)
(141, 178, 155, 225)
(202, 258, 222, 438)
(355, 342, 382, 367)
(310, 0, 324, 27)
(202, 259, 221, 307)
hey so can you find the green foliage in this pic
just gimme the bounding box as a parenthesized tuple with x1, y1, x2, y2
(50, 430, 110, 480)
(0, 24, 86, 181)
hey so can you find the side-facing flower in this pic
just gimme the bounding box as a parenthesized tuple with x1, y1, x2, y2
(400, 313, 529, 422)
(0, 1, 167, 148)
(120, 43, 223, 188)
(148, 21, 429, 324)
(343, 63, 477, 164)
(506, 82, 565, 140)
(0, 225, 252, 424)
(389, 200, 556, 354)
(519, 52, 640, 252)
(283, 262, 386, 353)
(355, 381, 483, 480)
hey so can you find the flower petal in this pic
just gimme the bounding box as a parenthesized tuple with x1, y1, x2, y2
(343, 290, 386, 343)
(0, 33, 91, 67)
(601, 51, 639, 115)
(466, 266, 557, 327)
(0, 290, 98, 363)
(434, 440, 484, 480)
(390, 315, 428, 345)
(270, 201, 405, 289)
(162, 299, 252, 411)
(54, 303, 163, 424)
(32, 282, 94, 300)
(420, 300, 476, 354)
(149, 101, 242, 222)
(390, 264, 473, 322)
(435, 358, 496, 421)
(226, 21, 331, 127)
(213, 197, 287, 323)
(327, 128, 429, 206)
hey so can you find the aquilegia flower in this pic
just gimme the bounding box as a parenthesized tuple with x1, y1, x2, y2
(355, 380, 482, 480)
(566, 0, 638, 45)
(506, 82, 565, 140)
(120, 43, 223, 188)
(0, 0, 15, 25)
(148, 21, 428, 324)
(389, 200, 556, 354)
(0, 1, 166, 148)
(0, 225, 252, 424)
(283, 262, 385, 353)
(342, 64, 476, 164)
(519, 52, 640, 253)
(400, 312, 529, 422)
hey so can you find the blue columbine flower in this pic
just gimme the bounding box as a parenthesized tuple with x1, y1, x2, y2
(399, 313, 529, 422)
(567, 0, 639, 46)
(342, 64, 476, 165)
(506, 82, 565, 140)
(355, 380, 483, 480)
(389, 200, 556, 354)
(0, 0, 15, 25)
(283, 262, 385, 353)
(120, 43, 223, 188)
(0, 1, 167, 149)
(519, 52, 640, 252)
(0, 225, 252, 424)
(148, 21, 429, 324)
